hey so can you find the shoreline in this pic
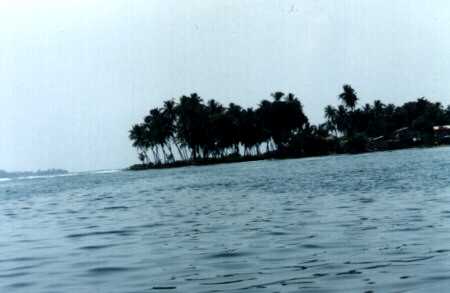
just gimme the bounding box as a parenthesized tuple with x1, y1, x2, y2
(126, 143, 442, 171)
(127, 153, 278, 171)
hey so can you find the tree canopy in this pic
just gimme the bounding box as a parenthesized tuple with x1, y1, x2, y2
(129, 85, 450, 166)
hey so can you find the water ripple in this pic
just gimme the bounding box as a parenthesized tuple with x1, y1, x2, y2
(2, 147, 450, 292)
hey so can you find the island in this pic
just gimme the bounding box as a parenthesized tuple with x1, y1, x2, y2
(128, 84, 450, 170)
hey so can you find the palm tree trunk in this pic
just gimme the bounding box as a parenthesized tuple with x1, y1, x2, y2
(142, 150, 149, 164)
(151, 147, 160, 164)
(192, 147, 197, 161)
(165, 143, 175, 162)
(174, 141, 185, 161)
(160, 145, 168, 163)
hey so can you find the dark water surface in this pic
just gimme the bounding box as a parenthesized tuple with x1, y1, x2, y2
(2, 147, 450, 292)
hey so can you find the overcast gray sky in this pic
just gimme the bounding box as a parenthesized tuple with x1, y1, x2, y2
(1, 0, 450, 171)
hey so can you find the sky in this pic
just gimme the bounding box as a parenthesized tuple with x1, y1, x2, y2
(1, 0, 450, 172)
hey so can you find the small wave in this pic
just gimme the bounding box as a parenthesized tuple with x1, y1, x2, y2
(7, 282, 35, 289)
(205, 250, 251, 259)
(0, 256, 48, 264)
(87, 267, 131, 275)
(3, 170, 120, 182)
(391, 256, 434, 263)
(66, 229, 133, 239)
(0, 272, 30, 278)
(79, 244, 118, 250)
(102, 206, 129, 210)
(90, 169, 122, 175)
(336, 269, 362, 275)
(363, 263, 391, 270)
(15, 173, 80, 181)
(201, 278, 254, 285)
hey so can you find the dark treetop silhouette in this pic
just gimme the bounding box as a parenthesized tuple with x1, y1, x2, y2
(128, 85, 450, 169)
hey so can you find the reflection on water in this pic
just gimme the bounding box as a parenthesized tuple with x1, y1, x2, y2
(2, 147, 450, 292)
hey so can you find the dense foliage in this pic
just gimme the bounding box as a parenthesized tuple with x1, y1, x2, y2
(129, 85, 450, 165)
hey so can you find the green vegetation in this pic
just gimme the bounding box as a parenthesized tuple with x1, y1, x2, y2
(129, 85, 450, 169)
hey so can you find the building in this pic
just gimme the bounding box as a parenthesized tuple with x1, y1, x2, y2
(433, 125, 450, 144)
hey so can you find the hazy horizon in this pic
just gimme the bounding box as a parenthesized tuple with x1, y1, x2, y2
(2, 0, 450, 172)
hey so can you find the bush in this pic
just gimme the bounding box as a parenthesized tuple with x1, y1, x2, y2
(345, 133, 368, 154)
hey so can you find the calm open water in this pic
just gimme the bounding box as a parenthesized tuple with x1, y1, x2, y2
(2, 147, 450, 292)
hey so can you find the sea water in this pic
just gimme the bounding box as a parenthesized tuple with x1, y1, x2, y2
(2, 147, 450, 292)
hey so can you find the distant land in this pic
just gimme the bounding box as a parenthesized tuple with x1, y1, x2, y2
(0, 169, 69, 179)
(128, 84, 450, 170)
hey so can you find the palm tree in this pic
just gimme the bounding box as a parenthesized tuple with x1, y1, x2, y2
(256, 99, 273, 152)
(129, 124, 149, 163)
(175, 93, 208, 160)
(162, 99, 183, 161)
(205, 99, 226, 158)
(259, 92, 308, 150)
(335, 105, 350, 135)
(271, 91, 285, 101)
(222, 103, 244, 155)
(339, 84, 358, 110)
(324, 105, 338, 136)
(240, 108, 265, 156)
(144, 108, 172, 163)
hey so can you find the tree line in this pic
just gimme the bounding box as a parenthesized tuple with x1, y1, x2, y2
(129, 85, 450, 166)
